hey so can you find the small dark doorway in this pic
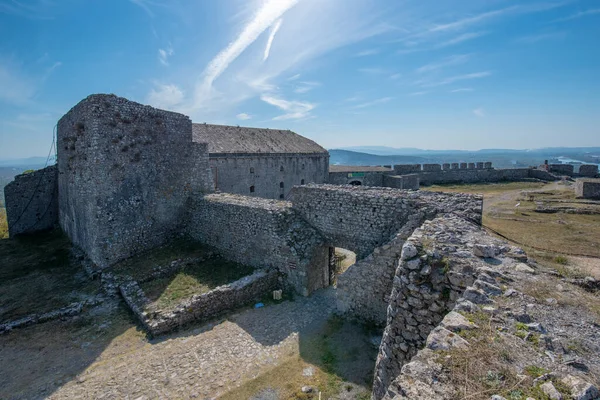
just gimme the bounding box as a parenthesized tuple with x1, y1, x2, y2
(349, 180, 362, 186)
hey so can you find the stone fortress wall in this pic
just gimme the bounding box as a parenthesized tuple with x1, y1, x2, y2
(56, 94, 213, 269)
(209, 153, 329, 200)
(4, 165, 58, 236)
(576, 179, 600, 199)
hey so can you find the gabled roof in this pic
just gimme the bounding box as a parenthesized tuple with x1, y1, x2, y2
(192, 123, 327, 155)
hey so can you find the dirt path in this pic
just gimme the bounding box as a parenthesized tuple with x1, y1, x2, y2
(0, 290, 337, 400)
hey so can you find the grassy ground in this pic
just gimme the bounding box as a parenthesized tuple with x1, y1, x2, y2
(221, 316, 376, 400)
(141, 258, 255, 310)
(0, 229, 101, 321)
(108, 239, 214, 281)
(424, 181, 600, 258)
(0, 207, 7, 239)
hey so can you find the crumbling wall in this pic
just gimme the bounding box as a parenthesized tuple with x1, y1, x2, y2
(4, 165, 58, 236)
(328, 171, 386, 186)
(57, 94, 213, 269)
(417, 168, 531, 185)
(187, 193, 329, 295)
(382, 174, 419, 190)
(548, 164, 574, 176)
(121, 269, 280, 336)
(327, 186, 482, 323)
(575, 179, 600, 199)
(579, 164, 599, 177)
(372, 215, 523, 400)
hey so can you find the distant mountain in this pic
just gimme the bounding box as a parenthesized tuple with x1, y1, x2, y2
(0, 156, 54, 168)
(329, 150, 430, 166)
(335, 146, 600, 157)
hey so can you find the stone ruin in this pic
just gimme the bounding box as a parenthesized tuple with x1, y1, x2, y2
(7, 94, 598, 398)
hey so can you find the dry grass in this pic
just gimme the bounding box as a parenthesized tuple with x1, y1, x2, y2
(440, 311, 571, 400)
(0, 207, 7, 239)
(0, 229, 102, 321)
(108, 239, 214, 281)
(141, 258, 255, 309)
(427, 181, 600, 258)
(425, 181, 546, 195)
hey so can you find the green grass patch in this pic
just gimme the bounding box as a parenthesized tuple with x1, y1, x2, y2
(524, 365, 549, 378)
(0, 207, 7, 239)
(553, 255, 569, 265)
(140, 257, 255, 309)
(109, 239, 214, 281)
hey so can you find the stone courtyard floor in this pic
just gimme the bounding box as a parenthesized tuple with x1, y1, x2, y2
(0, 288, 376, 400)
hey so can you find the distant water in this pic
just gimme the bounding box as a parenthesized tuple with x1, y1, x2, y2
(557, 156, 600, 168)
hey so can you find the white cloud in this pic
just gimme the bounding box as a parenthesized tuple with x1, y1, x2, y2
(287, 73, 301, 81)
(516, 32, 566, 44)
(263, 18, 283, 61)
(422, 71, 492, 87)
(158, 46, 174, 66)
(552, 8, 600, 22)
(260, 94, 315, 120)
(416, 54, 470, 74)
(389, 73, 402, 80)
(450, 88, 473, 93)
(351, 97, 393, 109)
(438, 31, 488, 47)
(195, 0, 299, 104)
(146, 83, 184, 110)
(409, 91, 429, 96)
(355, 48, 379, 57)
(473, 107, 485, 117)
(294, 81, 321, 93)
(236, 113, 252, 120)
(358, 67, 386, 74)
(0, 61, 36, 105)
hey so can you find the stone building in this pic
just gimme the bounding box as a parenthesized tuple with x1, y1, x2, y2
(192, 124, 329, 200)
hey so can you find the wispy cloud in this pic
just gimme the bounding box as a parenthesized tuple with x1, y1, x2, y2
(351, 97, 393, 109)
(422, 71, 492, 87)
(263, 18, 283, 61)
(552, 8, 600, 22)
(261, 94, 315, 120)
(390, 73, 402, 80)
(438, 31, 488, 47)
(355, 48, 380, 57)
(294, 81, 321, 94)
(409, 91, 430, 96)
(287, 74, 301, 81)
(147, 83, 185, 110)
(158, 45, 173, 66)
(450, 88, 473, 93)
(473, 107, 485, 117)
(516, 31, 566, 44)
(0, 60, 36, 105)
(195, 0, 299, 104)
(358, 67, 386, 74)
(236, 113, 252, 120)
(0, 0, 61, 19)
(416, 54, 470, 74)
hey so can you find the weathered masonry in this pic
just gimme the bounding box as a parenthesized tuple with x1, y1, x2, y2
(4, 165, 58, 236)
(57, 95, 213, 268)
(331, 162, 562, 188)
(192, 123, 329, 200)
(576, 178, 600, 199)
(4, 93, 480, 301)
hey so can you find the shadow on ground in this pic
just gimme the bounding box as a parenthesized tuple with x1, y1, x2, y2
(0, 230, 380, 399)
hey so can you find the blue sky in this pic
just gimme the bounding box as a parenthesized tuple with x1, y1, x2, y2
(0, 0, 599, 158)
